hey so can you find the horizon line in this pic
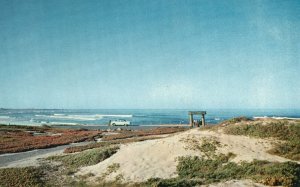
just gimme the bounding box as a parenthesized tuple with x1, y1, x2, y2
(1, 107, 300, 110)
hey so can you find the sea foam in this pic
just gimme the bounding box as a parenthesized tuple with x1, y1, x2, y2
(34, 114, 132, 121)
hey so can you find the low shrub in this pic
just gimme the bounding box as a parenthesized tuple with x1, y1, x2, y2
(48, 146, 119, 170)
(144, 153, 300, 187)
(0, 125, 102, 154)
(224, 121, 300, 160)
(268, 140, 300, 161)
(180, 136, 222, 159)
(176, 155, 300, 187)
(144, 178, 200, 187)
(221, 116, 252, 125)
(224, 121, 290, 139)
(0, 167, 44, 187)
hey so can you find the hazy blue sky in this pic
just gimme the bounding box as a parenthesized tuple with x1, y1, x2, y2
(0, 0, 299, 109)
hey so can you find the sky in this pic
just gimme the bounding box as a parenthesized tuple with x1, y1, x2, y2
(0, 0, 299, 109)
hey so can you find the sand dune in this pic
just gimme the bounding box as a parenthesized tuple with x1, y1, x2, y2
(78, 128, 293, 183)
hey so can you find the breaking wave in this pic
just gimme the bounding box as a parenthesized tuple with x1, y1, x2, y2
(253, 116, 300, 120)
(35, 114, 132, 121)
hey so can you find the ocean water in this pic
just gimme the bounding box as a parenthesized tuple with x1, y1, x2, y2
(0, 109, 299, 129)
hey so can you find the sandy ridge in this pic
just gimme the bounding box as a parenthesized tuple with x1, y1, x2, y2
(78, 128, 293, 183)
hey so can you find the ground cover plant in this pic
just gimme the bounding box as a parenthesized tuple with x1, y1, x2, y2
(221, 116, 252, 125)
(0, 146, 119, 187)
(0, 124, 102, 154)
(180, 135, 222, 159)
(223, 120, 300, 160)
(0, 167, 44, 187)
(47, 145, 119, 171)
(175, 156, 300, 187)
(64, 127, 185, 153)
(19, 146, 117, 187)
(141, 154, 300, 187)
(101, 127, 186, 141)
(0, 124, 51, 132)
(142, 128, 300, 187)
(2, 121, 299, 187)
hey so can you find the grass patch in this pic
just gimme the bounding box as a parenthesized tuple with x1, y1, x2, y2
(98, 163, 121, 181)
(145, 154, 300, 187)
(47, 146, 119, 171)
(176, 156, 300, 187)
(0, 124, 51, 132)
(223, 121, 294, 138)
(268, 140, 300, 161)
(143, 178, 200, 187)
(224, 120, 300, 160)
(221, 116, 252, 125)
(0, 167, 44, 187)
(198, 137, 220, 159)
(181, 136, 222, 159)
(42, 146, 120, 186)
(107, 163, 120, 173)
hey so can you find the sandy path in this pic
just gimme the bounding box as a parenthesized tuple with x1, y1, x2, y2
(77, 128, 293, 183)
(0, 142, 91, 168)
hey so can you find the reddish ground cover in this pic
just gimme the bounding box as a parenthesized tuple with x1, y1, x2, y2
(0, 126, 102, 154)
(64, 127, 187, 153)
(101, 127, 186, 141)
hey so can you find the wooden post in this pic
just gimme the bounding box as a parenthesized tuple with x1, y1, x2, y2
(201, 114, 206, 126)
(189, 111, 206, 128)
(189, 114, 193, 127)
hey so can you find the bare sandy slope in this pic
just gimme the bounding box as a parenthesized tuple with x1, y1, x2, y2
(77, 128, 293, 183)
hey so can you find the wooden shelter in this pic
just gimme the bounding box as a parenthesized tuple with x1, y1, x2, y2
(188, 111, 206, 127)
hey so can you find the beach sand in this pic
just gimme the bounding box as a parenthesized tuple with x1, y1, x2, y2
(77, 128, 293, 183)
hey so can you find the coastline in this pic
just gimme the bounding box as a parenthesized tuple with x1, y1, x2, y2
(2, 108, 300, 129)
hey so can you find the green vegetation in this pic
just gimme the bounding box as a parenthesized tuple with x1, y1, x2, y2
(269, 141, 300, 161)
(0, 167, 44, 187)
(0, 124, 51, 132)
(143, 178, 200, 187)
(107, 163, 120, 173)
(40, 146, 120, 186)
(198, 137, 220, 158)
(221, 116, 252, 124)
(3, 157, 299, 187)
(176, 156, 300, 187)
(139, 131, 300, 187)
(142, 154, 300, 187)
(224, 121, 300, 160)
(2, 121, 299, 187)
(47, 146, 119, 170)
(181, 136, 222, 159)
(98, 163, 122, 182)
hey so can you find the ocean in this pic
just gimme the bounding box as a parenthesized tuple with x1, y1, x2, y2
(0, 109, 299, 129)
